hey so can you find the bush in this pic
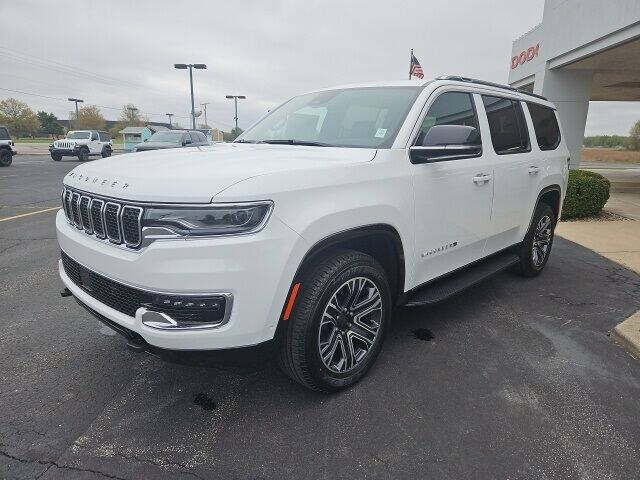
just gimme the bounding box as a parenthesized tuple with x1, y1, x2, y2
(561, 170, 610, 220)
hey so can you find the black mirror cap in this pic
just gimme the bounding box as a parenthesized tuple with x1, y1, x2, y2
(421, 125, 479, 147)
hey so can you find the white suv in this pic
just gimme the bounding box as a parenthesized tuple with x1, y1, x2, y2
(50, 130, 112, 162)
(57, 76, 569, 391)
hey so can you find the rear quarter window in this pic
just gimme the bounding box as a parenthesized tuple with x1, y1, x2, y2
(527, 102, 561, 151)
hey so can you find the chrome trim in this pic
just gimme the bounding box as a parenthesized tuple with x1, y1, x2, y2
(104, 202, 122, 244)
(138, 294, 234, 330)
(120, 205, 143, 248)
(64, 189, 74, 224)
(80, 195, 93, 234)
(71, 192, 82, 228)
(90, 198, 106, 239)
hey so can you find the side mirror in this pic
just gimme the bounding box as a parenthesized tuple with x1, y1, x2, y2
(410, 125, 481, 164)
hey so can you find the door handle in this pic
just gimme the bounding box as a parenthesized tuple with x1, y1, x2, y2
(473, 174, 491, 184)
(528, 166, 539, 175)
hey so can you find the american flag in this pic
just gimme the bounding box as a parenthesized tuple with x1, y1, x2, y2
(410, 53, 424, 79)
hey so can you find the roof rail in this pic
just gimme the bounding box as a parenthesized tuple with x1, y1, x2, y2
(436, 76, 548, 101)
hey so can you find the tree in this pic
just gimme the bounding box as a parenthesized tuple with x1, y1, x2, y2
(37, 111, 64, 138)
(110, 104, 146, 138)
(626, 120, 640, 151)
(72, 105, 105, 130)
(223, 127, 243, 142)
(0, 98, 40, 137)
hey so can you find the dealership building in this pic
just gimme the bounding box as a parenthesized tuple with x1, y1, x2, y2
(509, 0, 640, 167)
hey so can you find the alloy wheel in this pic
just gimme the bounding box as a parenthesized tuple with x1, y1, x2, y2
(318, 277, 383, 373)
(532, 214, 552, 267)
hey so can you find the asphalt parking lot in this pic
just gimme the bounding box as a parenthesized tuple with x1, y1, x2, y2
(1, 155, 640, 480)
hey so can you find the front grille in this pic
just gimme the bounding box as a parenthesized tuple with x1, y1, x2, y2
(61, 251, 152, 317)
(62, 187, 143, 249)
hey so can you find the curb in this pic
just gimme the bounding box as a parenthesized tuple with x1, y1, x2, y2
(611, 311, 640, 359)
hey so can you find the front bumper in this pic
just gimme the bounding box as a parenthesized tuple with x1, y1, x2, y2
(56, 209, 307, 350)
(50, 146, 80, 156)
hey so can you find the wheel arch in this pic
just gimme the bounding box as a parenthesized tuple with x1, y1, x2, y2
(529, 184, 562, 230)
(291, 224, 406, 305)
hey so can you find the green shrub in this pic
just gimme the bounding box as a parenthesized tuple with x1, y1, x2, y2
(561, 170, 610, 220)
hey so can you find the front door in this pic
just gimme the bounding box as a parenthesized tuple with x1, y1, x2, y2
(411, 90, 494, 285)
(88, 131, 101, 154)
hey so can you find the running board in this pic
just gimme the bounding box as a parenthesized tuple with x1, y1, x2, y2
(404, 252, 520, 307)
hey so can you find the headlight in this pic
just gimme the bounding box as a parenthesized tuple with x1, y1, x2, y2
(142, 201, 273, 236)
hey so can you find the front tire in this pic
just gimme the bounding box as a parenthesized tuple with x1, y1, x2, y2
(278, 249, 391, 392)
(0, 149, 12, 167)
(101, 147, 111, 158)
(77, 147, 89, 162)
(515, 203, 555, 277)
(51, 153, 62, 161)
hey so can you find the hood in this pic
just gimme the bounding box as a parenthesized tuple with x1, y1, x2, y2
(63, 143, 377, 203)
(135, 141, 181, 151)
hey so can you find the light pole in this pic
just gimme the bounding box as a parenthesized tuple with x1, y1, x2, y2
(166, 113, 174, 128)
(68, 97, 83, 129)
(174, 63, 207, 129)
(200, 102, 209, 128)
(225, 95, 246, 133)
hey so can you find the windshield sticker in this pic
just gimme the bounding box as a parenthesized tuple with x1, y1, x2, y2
(374, 128, 387, 138)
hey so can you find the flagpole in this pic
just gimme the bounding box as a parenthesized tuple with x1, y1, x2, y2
(409, 48, 413, 79)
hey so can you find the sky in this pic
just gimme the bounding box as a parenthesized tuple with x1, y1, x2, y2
(0, 0, 637, 135)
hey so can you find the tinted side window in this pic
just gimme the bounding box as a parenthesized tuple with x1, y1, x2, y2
(416, 92, 480, 146)
(527, 102, 560, 150)
(90, 132, 98, 141)
(482, 96, 530, 154)
(0, 127, 9, 140)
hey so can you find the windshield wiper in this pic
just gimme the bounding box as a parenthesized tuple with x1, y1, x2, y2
(234, 139, 257, 143)
(258, 139, 330, 147)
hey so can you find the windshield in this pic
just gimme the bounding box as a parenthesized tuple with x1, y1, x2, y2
(148, 131, 185, 143)
(237, 87, 421, 148)
(66, 131, 90, 139)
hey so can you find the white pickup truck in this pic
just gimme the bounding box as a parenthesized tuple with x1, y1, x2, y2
(57, 76, 568, 391)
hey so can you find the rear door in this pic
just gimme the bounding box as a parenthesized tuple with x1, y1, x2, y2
(411, 89, 494, 284)
(479, 95, 539, 254)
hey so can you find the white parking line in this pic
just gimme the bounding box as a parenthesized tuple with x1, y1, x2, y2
(0, 206, 60, 222)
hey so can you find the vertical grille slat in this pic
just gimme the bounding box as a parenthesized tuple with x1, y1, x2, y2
(80, 196, 92, 234)
(90, 199, 106, 239)
(71, 192, 81, 228)
(104, 202, 122, 243)
(121, 206, 143, 247)
(60, 188, 143, 249)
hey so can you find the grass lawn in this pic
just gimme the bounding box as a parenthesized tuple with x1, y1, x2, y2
(582, 148, 640, 164)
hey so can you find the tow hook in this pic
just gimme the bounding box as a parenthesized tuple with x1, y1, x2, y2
(60, 287, 72, 297)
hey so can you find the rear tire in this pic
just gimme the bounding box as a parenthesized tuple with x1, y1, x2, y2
(277, 249, 391, 392)
(77, 147, 89, 162)
(515, 203, 555, 277)
(101, 147, 111, 158)
(0, 149, 12, 167)
(51, 153, 62, 161)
